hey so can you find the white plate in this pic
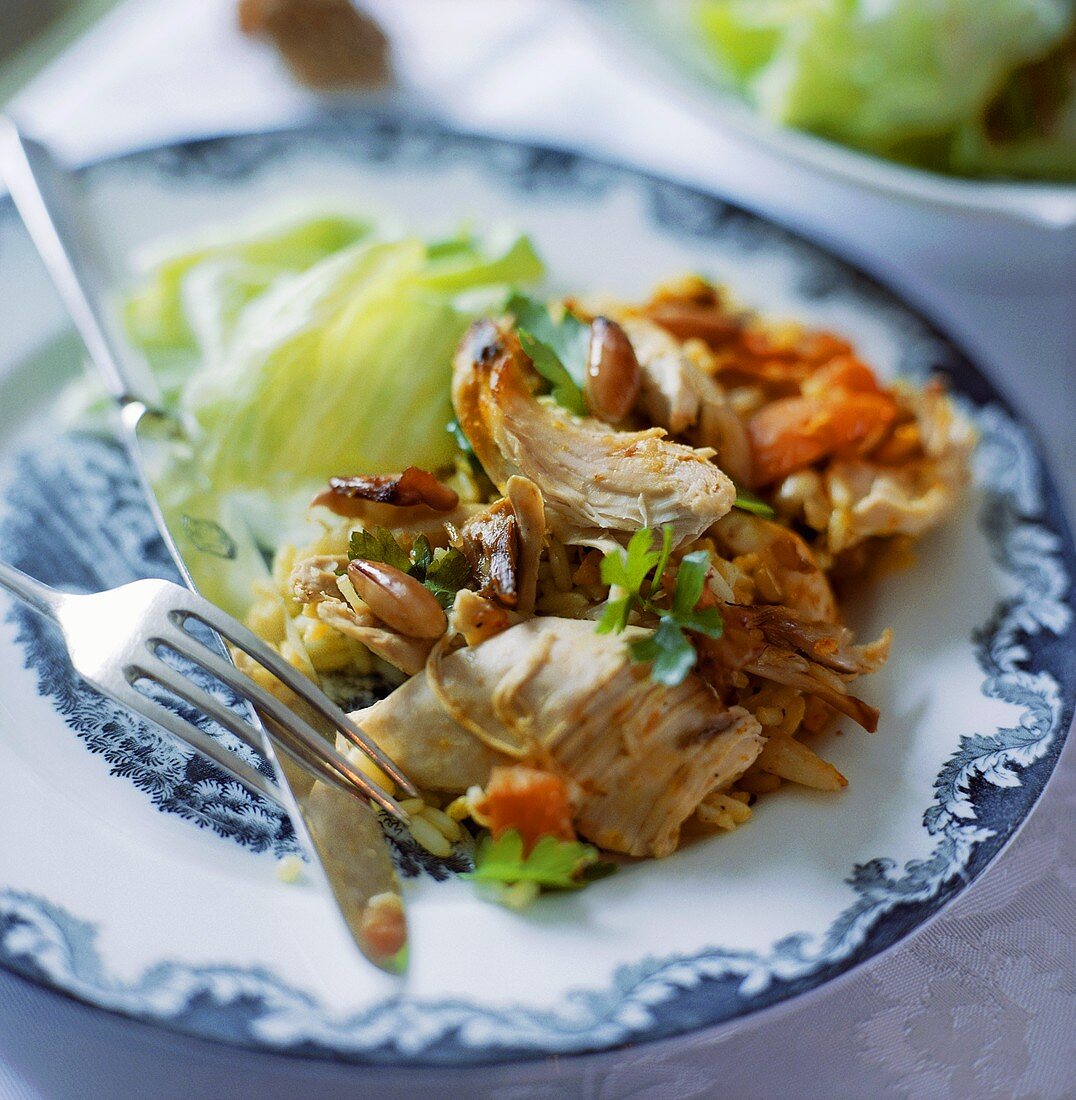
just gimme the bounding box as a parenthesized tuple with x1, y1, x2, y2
(0, 116, 1072, 1066)
(576, 0, 1076, 229)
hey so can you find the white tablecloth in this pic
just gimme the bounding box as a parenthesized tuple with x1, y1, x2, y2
(2, 2, 1074, 1096)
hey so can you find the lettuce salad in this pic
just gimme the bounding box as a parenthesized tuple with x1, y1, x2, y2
(124, 211, 543, 492)
(694, 0, 1076, 180)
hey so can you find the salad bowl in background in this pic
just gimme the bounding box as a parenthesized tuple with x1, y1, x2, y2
(576, 0, 1076, 229)
(0, 116, 1072, 1067)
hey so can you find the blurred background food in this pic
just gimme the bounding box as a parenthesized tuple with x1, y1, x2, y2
(692, 0, 1076, 180)
(238, 0, 391, 89)
(1, 0, 392, 101)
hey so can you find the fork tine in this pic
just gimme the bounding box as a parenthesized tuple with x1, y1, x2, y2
(174, 596, 418, 797)
(142, 641, 411, 823)
(134, 652, 391, 810)
(109, 675, 285, 808)
(256, 712, 391, 808)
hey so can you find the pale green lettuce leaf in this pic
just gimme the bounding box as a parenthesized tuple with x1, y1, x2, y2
(695, 0, 1075, 178)
(180, 231, 542, 491)
(124, 213, 372, 350)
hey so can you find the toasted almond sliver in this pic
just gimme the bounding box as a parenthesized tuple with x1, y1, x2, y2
(757, 733, 847, 791)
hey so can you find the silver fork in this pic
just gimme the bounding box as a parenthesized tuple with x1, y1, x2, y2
(0, 559, 416, 820)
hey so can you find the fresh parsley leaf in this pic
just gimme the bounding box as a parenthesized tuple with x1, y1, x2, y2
(507, 294, 591, 384)
(599, 527, 660, 591)
(411, 534, 433, 575)
(447, 417, 474, 456)
(675, 606, 724, 638)
(671, 550, 711, 618)
(347, 528, 471, 608)
(424, 547, 472, 609)
(629, 617, 699, 686)
(465, 829, 615, 903)
(596, 526, 665, 634)
(596, 527, 723, 686)
(517, 328, 587, 416)
(649, 524, 675, 601)
(733, 486, 776, 519)
(346, 527, 412, 573)
(595, 595, 633, 635)
(508, 293, 589, 415)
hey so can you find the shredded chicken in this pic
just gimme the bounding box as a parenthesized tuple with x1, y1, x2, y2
(452, 320, 736, 549)
(349, 617, 764, 857)
(244, 272, 975, 872)
(620, 316, 753, 485)
(771, 382, 977, 555)
(712, 604, 891, 732)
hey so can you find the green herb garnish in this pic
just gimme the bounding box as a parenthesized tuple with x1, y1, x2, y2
(424, 549, 473, 609)
(346, 526, 472, 610)
(733, 486, 776, 519)
(465, 829, 616, 908)
(447, 417, 485, 477)
(446, 417, 474, 456)
(596, 526, 724, 686)
(506, 292, 589, 416)
(346, 527, 411, 573)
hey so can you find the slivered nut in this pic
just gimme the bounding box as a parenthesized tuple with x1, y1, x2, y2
(347, 560, 447, 639)
(585, 317, 641, 422)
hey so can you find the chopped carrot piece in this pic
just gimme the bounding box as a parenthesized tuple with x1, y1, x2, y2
(748, 390, 898, 485)
(360, 892, 407, 959)
(475, 765, 575, 850)
(748, 397, 834, 483)
(803, 355, 882, 397)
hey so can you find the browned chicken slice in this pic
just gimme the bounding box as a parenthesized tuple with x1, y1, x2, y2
(348, 616, 764, 857)
(452, 320, 736, 549)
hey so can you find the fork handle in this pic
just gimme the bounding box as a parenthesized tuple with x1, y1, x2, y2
(0, 560, 64, 621)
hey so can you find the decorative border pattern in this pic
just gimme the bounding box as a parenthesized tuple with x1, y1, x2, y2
(0, 436, 300, 857)
(0, 117, 1072, 1065)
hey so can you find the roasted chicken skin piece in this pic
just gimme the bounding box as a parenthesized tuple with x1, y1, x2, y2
(348, 615, 764, 858)
(452, 319, 736, 549)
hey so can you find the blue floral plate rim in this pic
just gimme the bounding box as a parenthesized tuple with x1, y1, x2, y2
(0, 112, 1072, 1067)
